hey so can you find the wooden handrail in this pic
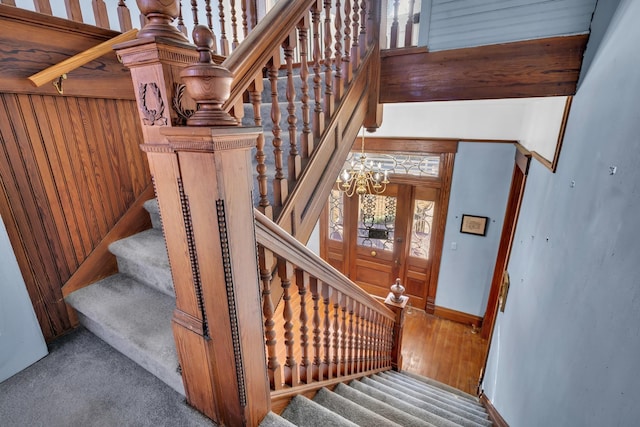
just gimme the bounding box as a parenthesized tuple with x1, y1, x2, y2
(27, 28, 137, 88)
(254, 209, 395, 321)
(222, 0, 316, 111)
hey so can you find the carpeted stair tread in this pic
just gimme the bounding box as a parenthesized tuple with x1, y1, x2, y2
(398, 371, 480, 402)
(379, 371, 486, 414)
(259, 411, 297, 427)
(64, 274, 183, 396)
(143, 198, 162, 230)
(333, 383, 437, 427)
(348, 380, 463, 427)
(313, 387, 401, 427)
(360, 377, 490, 427)
(281, 395, 358, 427)
(109, 228, 174, 297)
(373, 373, 489, 419)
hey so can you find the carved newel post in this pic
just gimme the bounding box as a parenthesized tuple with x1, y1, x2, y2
(136, 0, 189, 41)
(385, 278, 408, 371)
(156, 26, 270, 427)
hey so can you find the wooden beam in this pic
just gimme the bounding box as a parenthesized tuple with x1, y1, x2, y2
(380, 34, 589, 103)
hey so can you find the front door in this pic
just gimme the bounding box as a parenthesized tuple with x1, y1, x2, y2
(323, 182, 442, 309)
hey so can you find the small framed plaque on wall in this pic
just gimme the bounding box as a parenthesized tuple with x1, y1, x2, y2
(460, 214, 488, 236)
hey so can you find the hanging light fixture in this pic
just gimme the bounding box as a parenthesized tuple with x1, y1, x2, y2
(336, 128, 390, 197)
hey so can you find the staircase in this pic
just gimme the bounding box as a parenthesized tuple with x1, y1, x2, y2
(263, 370, 491, 427)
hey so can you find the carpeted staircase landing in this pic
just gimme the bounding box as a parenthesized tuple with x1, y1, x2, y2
(262, 370, 491, 427)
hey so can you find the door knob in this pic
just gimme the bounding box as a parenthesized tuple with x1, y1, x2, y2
(371, 250, 377, 257)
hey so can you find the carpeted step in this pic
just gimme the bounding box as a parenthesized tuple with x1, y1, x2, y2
(109, 228, 174, 298)
(372, 373, 489, 420)
(281, 395, 358, 427)
(398, 370, 480, 402)
(64, 274, 183, 396)
(350, 379, 475, 427)
(312, 387, 401, 426)
(143, 198, 162, 230)
(360, 377, 490, 427)
(333, 383, 437, 427)
(380, 371, 486, 414)
(259, 411, 297, 427)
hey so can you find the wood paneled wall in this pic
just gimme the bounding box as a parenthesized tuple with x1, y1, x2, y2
(0, 93, 148, 341)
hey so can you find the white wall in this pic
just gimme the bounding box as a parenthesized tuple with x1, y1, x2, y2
(435, 142, 514, 316)
(0, 215, 48, 382)
(482, 1, 640, 425)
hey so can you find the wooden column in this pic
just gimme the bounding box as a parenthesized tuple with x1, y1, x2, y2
(384, 290, 408, 372)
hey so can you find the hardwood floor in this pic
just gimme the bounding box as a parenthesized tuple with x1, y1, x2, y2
(401, 307, 488, 395)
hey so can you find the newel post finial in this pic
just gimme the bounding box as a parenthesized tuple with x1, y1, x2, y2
(180, 25, 238, 126)
(136, 0, 189, 42)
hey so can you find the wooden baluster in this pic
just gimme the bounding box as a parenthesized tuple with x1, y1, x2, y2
(1, 0, 16, 6)
(279, 258, 298, 387)
(347, 298, 355, 375)
(249, 79, 272, 218)
(203, 0, 219, 55)
(351, 0, 360, 69)
(342, 0, 352, 83)
(298, 16, 312, 159)
(310, 277, 323, 381)
(405, 0, 416, 47)
(321, 282, 332, 379)
(311, 1, 325, 139)
(230, 0, 239, 49)
(240, 0, 249, 38)
(359, 0, 367, 58)
(92, 0, 110, 29)
(366, 0, 374, 47)
(364, 306, 372, 371)
(190, 0, 199, 24)
(375, 313, 382, 369)
(390, 0, 400, 48)
(242, 0, 258, 33)
(259, 247, 281, 390)
(370, 311, 377, 370)
(283, 34, 300, 183)
(340, 294, 348, 376)
(34, 0, 52, 15)
(64, 0, 83, 23)
(177, 1, 188, 36)
(323, 0, 334, 119)
(333, 0, 343, 102)
(117, 0, 132, 31)
(218, 0, 230, 55)
(268, 55, 287, 208)
(354, 301, 362, 373)
(331, 290, 341, 378)
(296, 269, 311, 384)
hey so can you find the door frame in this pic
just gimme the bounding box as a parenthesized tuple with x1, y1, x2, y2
(320, 137, 457, 312)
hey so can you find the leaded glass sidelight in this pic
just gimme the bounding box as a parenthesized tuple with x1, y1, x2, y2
(410, 200, 434, 259)
(328, 189, 344, 241)
(357, 193, 396, 251)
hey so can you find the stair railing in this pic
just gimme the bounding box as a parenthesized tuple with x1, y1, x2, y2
(255, 210, 404, 412)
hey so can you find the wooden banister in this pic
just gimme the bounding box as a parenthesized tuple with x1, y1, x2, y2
(255, 209, 395, 321)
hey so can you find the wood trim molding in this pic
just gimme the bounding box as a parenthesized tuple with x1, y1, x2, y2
(529, 96, 572, 172)
(61, 184, 154, 299)
(480, 393, 510, 427)
(380, 35, 589, 103)
(363, 137, 459, 154)
(434, 305, 483, 328)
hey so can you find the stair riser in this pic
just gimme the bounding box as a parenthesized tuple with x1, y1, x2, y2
(115, 256, 175, 298)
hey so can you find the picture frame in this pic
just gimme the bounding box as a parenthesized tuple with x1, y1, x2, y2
(460, 214, 488, 236)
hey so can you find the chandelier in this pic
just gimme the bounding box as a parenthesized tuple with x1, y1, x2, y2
(336, 129, 390, 197)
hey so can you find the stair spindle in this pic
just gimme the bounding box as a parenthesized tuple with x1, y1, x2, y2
(65, 0, 83, 23)
(202, 0, 219, 54)
(323, 0, 334, 119)
(268, 55, 287, 208)
(321, 282, 332, 379)
(249, 79, 272, 218)
(240, 0, 249, 38)
(340, 293, 348, 376)
(279, 258, 298, 387)
(342, 0, 353, 83)
(259, 247, 282, 390)
(311, 1, 325, 139)
(297, 17, 313, 159)
(351, 0, 360, 68)
(218, 0, 230, 55)
(92, 0, 110, 29)
(364, 305, 372, 371)
(333, 0, 343, 102)
(283, 35, 301, 183)
(230, 0, 239, 49)
(405, 0, 416, 47)
(34, 0, 52, 15)
(359, 0, 367, 58)
(190, 0, 199, 24)
(331, 290, 341, 378)
(390, 0, 400, 48)
(354, 301, 362, 373)
(347, 298, 355, 375)
(310, 277, 323, 381)
(295, 269, 311, 384)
